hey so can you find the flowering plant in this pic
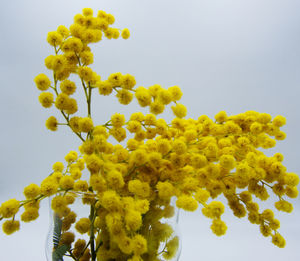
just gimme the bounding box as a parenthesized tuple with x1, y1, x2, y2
(0, 8, 298, 261)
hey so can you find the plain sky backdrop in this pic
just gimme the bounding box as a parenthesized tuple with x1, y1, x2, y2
(0, 0, 299, 260)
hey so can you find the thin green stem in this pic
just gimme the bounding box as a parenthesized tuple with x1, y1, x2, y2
(60, 110, 85, 142)
(75, 240, 91, 261)
(19, 195, 45, 208)
(67, 250, 77, 260)
(95, 240, 103, 254)
(88, 82, 92, 118)
(260, 181, 273, 189)
(89, 204, 96, 261)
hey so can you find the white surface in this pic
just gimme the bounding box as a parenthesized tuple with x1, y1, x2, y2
(0, 0, 299, 260)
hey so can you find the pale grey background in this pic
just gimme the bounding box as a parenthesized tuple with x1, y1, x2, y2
(0, 0, 299, 260)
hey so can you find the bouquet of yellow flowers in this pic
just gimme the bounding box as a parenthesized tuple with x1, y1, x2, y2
(0, 8, 298, 261)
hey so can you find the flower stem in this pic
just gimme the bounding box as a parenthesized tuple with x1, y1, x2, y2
(89, 204, 96, 261)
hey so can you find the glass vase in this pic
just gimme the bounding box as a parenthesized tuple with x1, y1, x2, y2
(46, 192, 181, 261)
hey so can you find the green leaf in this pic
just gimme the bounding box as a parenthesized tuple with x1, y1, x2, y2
(52, 244, 69, 261)
(53, 213, 62, 249)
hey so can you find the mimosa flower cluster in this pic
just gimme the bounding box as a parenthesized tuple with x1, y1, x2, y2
(0, 8, 298, 261)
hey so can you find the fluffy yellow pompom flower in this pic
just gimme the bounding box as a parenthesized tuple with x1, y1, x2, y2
(117, 235, 133, 255)
(148, 84, 161, 97)
(110, 127, 127, 142)
(257, 113, 272, 124)
(23, 184, 40, 199)
(114, 146, 129, 161)
(74, 180, 89, 192)
(271, 233, 286, 248)
(284, 172, 299, 186)
(129, 149, 148, 165)
(57, 25, 69, 38)
(163, 236, 179, 260)
(168, 85, 183, 101)
(128, 180, 150, 198)
(269, 219, 281, 231)
(80, 51, 94, 65)
(156, 182, 175, 200)
(107, 13, 115, 25)
(184, 129, 197, 142)
(70, 167, 82, 180)
(82, 7, 93, 16)
(2, 220, 20, 235)
(39, 92, 54, 108)
(44, 55, 55, 69)
(65, 151, 78, 163)
(21, 207, 39, 222)
(60, 80, 77, 95)
(59, 176, 75, 190)
(122, 74, 136, 89)
(107, 170, 125, 189)
(250, 122, 263, 134)
(79, 117, 94, 133)
(62, 37, 83, 53)
(219, 155, 236, 170)
(73, 238, 86, 253)
(135, 87, 151, 105)
(131, 112, 145, 122)
(171, 103, 187, 118)
(144, 113, 156, 125)
(210, 219, 227, 236)
(260, 223, 272, 237)
(55, 93, 70, 110)
(52, 162, 64, 172)
(0, 199, 20, 218)
(106, 212, 123, 238)
(172, 139, 187, 155)
(101, 190, 122, 212)
(97, 81, 113, 95)
(134, 199, 150, 214)
(132, 234, 148, 255)
(51, 195, 68, 214)
(40, 177, 58, 196)
(121, 28, 130, 39)
(108, 72, 123, 86)
(85, 154, 103, 174)
(275, 131, 286, 140)
(147, 151, 162, 168)
(78, 66, 94, 82)
(60, 232, 75, 245)
(47, 31, 63, 46)
(52, 55, 67, 72)
(158, 89, 172, 105)
(202, 201, 225, 218)
(285, 186, 298, 198)
(127, 120, 142, 133)
(273, 115, 286, 127)
(176, 195, 198, 211)
(157, 139, 171, 155)
(195, 188, 210, 203)
(34, 73, 51, 91)
(111, 113, 126, 128)
(215, 111, 227, 123)
(75, 218, 90, 234)
(46, 116, 58, 131)
(150, 101, 165, 115)
(274, 200, 293, 213)
(125, 210, 142, 231)
(116, 89, 133, 105)
(191, 154, 208, 168)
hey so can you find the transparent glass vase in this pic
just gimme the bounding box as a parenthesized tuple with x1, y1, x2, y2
(46, 192, 181, 261)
